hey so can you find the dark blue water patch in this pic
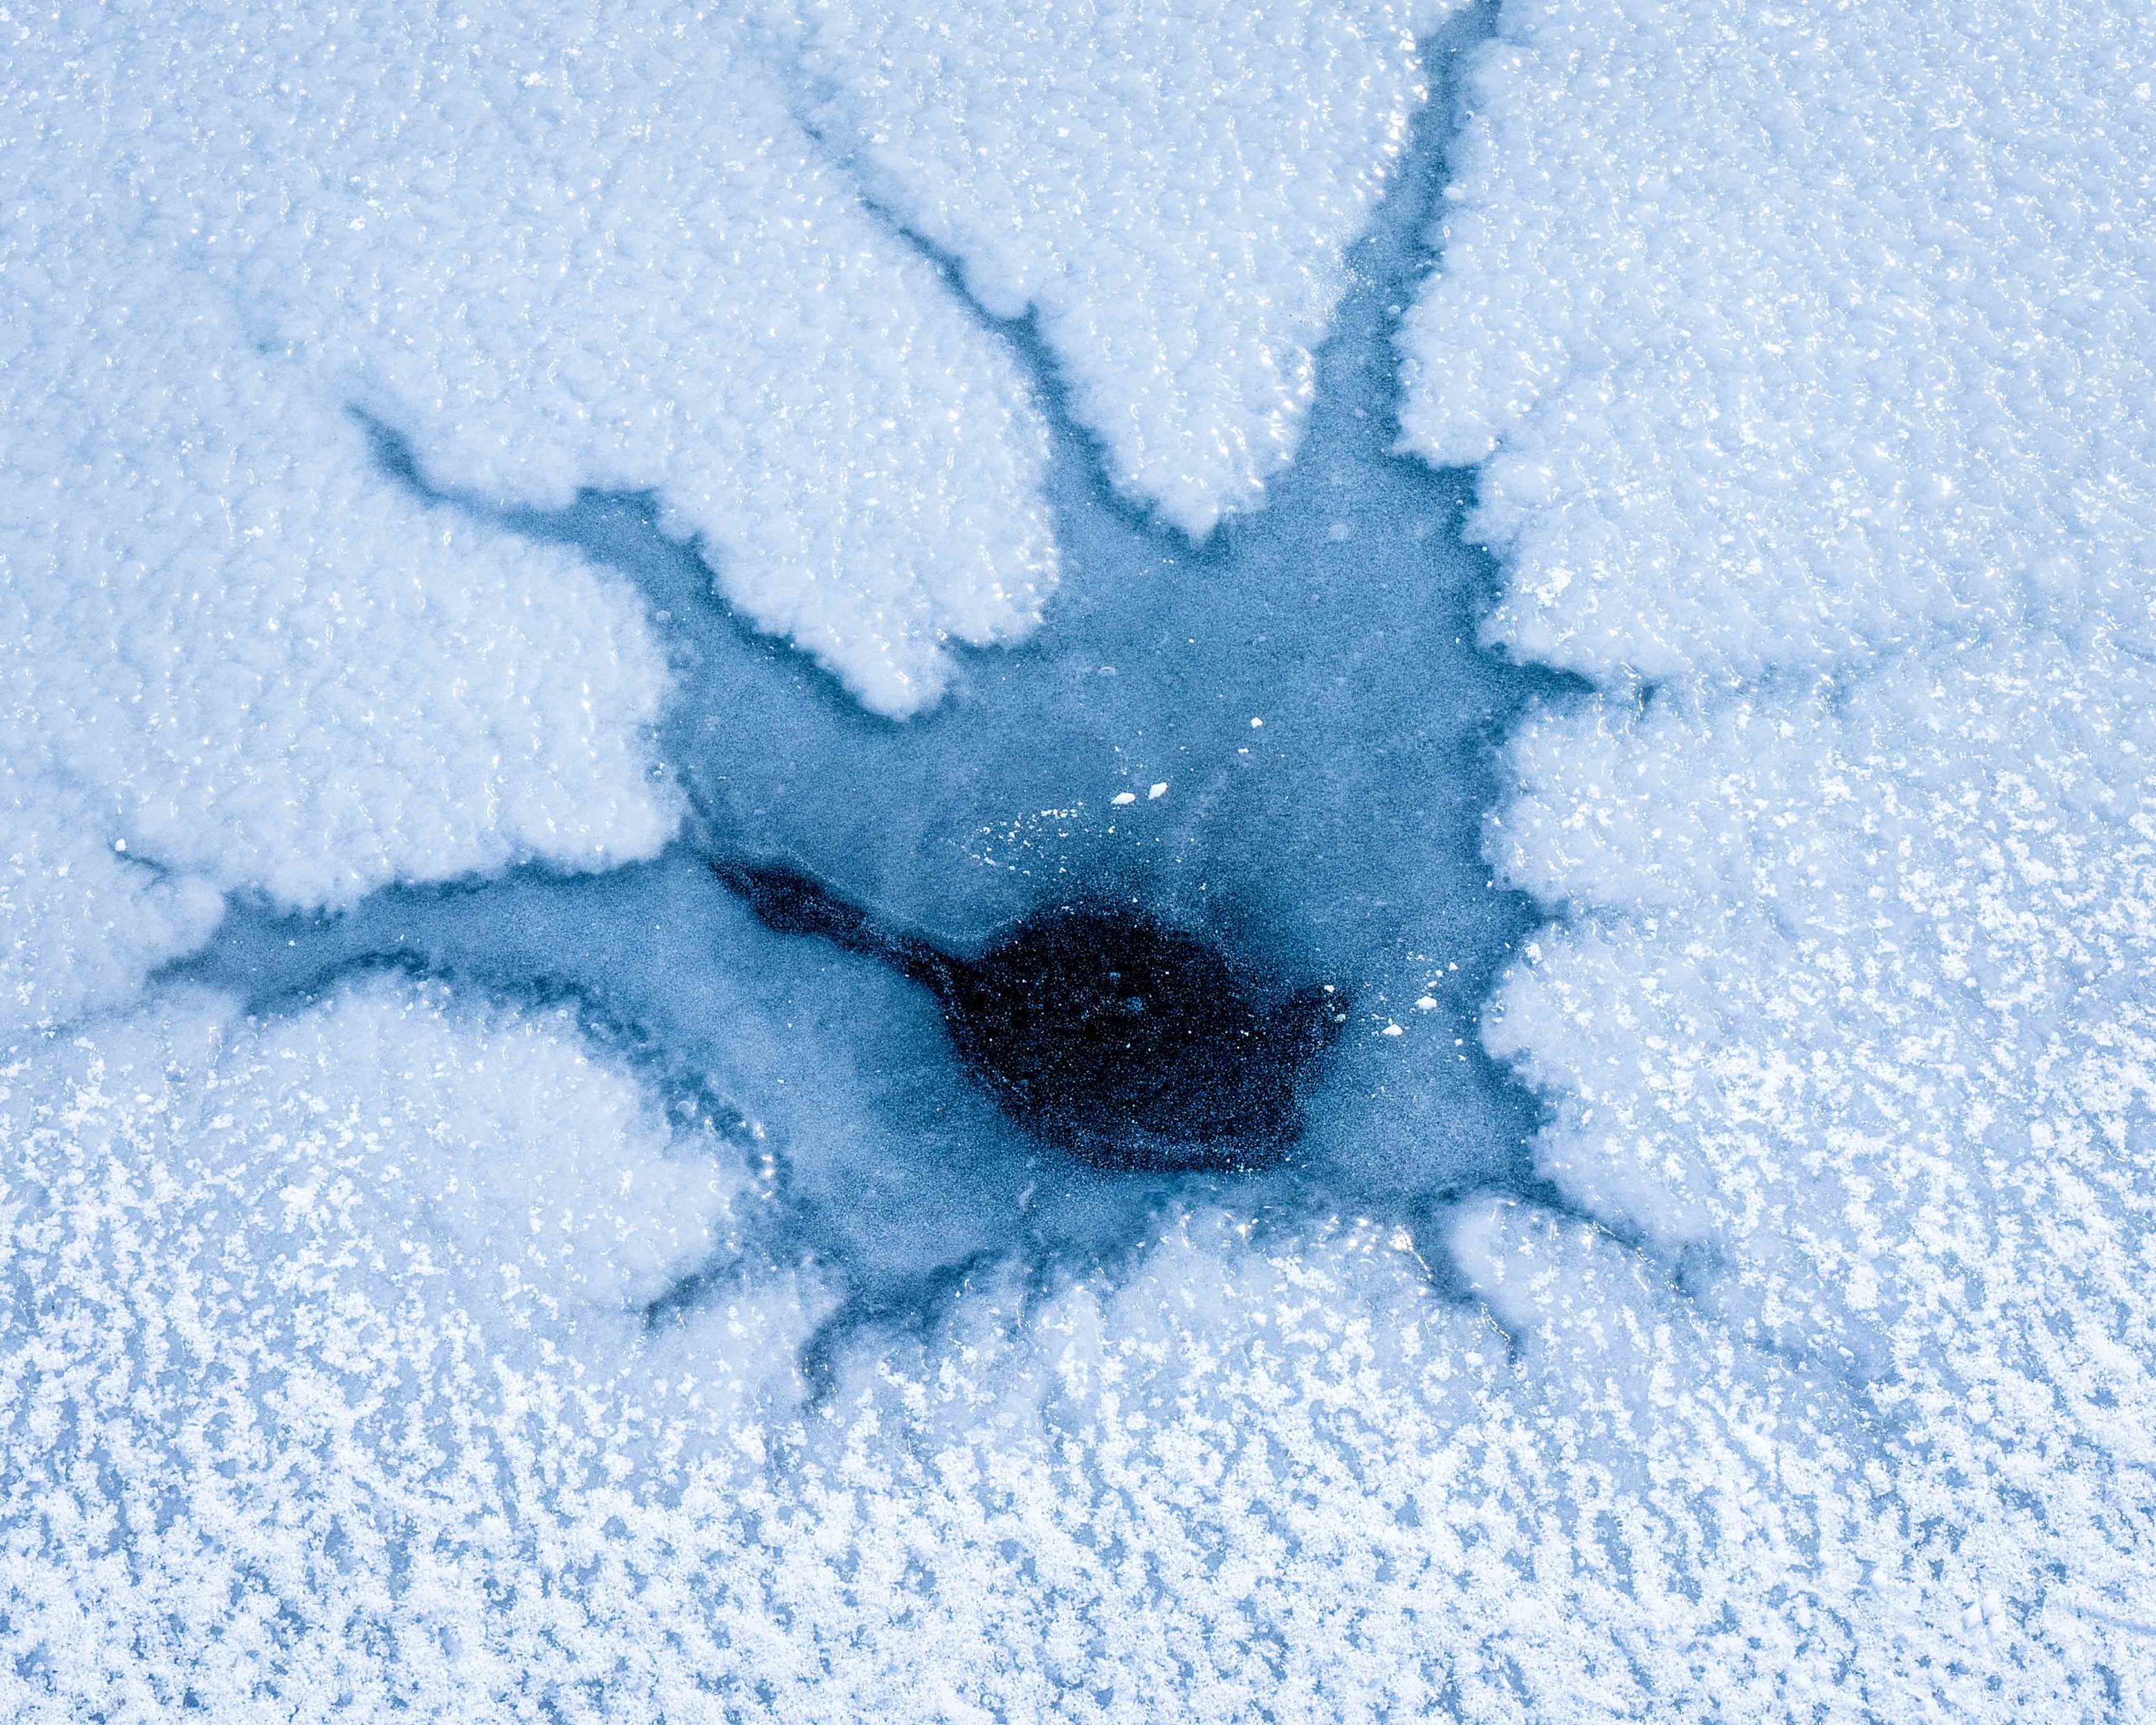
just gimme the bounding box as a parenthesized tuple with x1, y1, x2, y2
(173, 9, 1585, 1326)
(715, 860, 1345, 1172)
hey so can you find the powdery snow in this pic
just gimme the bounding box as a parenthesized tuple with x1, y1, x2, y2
(2, 0, 2151, 1713)
(7, 0, 1058, 720)
(0, 263, 676, 912)
(765, 0, 1465, 535)
(0, 234, 675, 1016)
(1401, 0, 2153, 681)
(1399, 0, 2156, 1712)
(0, 0, 1071, 1023)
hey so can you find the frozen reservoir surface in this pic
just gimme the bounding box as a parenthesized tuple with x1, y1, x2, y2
(8, 0, 2153, 1715)
(179, 39, 1566, 1326)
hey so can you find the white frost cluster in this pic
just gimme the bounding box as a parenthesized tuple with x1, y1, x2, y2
(1401, 0, 2153, 681)
(0, 264, 675, 911)
(1403, 0, 2156, 1712)
(6, 0, 1059, 721)
(1496, 645, 2156, 1687)
(766, 0, 1464, 534)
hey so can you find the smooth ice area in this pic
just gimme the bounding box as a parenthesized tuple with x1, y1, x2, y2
(180, 44, 1562, 1323)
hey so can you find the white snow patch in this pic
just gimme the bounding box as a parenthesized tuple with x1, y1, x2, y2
(1401, 0, 2154, 681)
(0, 975, 837, 1717)
(0, 260, 675, 914)
(764, 0, 1465, 535)
(8, 0, 1057, 718)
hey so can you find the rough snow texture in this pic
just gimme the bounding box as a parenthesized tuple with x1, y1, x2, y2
(1401, 0, 2153, 681)
(0, 762, 225, 1039)
(1401, 0, 2156, 1713)
(0, 0, 1070, 1023)
(766, 0, 1461, 535)
(4, 1044, 2085, 1723)
(7, 0, 1057, 719)
(2, 6, 701, 1014)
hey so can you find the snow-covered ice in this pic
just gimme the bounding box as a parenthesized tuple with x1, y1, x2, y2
(5, 0, 1057, 717)
(0, 238, 675, 1016)
(0, 760, 225, 1039)
(759, 0, 1466, 535)
(3, 0, 2153, 1716)
(0, 977, 830, 1717)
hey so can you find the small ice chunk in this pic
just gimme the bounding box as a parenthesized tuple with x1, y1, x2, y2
(1149, 782, 1169, 800)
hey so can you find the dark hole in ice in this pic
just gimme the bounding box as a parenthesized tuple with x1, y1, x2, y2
(714, 859, 1342, 1172)
(178, 17, 1569, 1325)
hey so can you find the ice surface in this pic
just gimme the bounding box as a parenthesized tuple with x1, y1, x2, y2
(1401, 0, 2153, 681)
(184, 44, 1548, 1316)
(761, 0, 1467, 534)
(0, 260, 674, 909)
(6, 0, 1057, 715)
(7, 0, 2153, 1712)
(0, 0, 1069, 1024)
(0, 1088, 2079, 1720)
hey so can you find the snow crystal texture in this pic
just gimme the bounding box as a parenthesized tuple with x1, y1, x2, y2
(0, 994, 1994, 1723)
(0, 251, 672, 1025)
(1406, 0, 2156, 1712)
(8, 0, 1057, 717)
(766, 0, 1465, 534)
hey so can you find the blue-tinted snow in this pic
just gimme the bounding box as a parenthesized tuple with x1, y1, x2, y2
(7, 0, 2151, 1715)
(1403, 0, 2156, 1713)
(180, 20, 1566, 1323)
